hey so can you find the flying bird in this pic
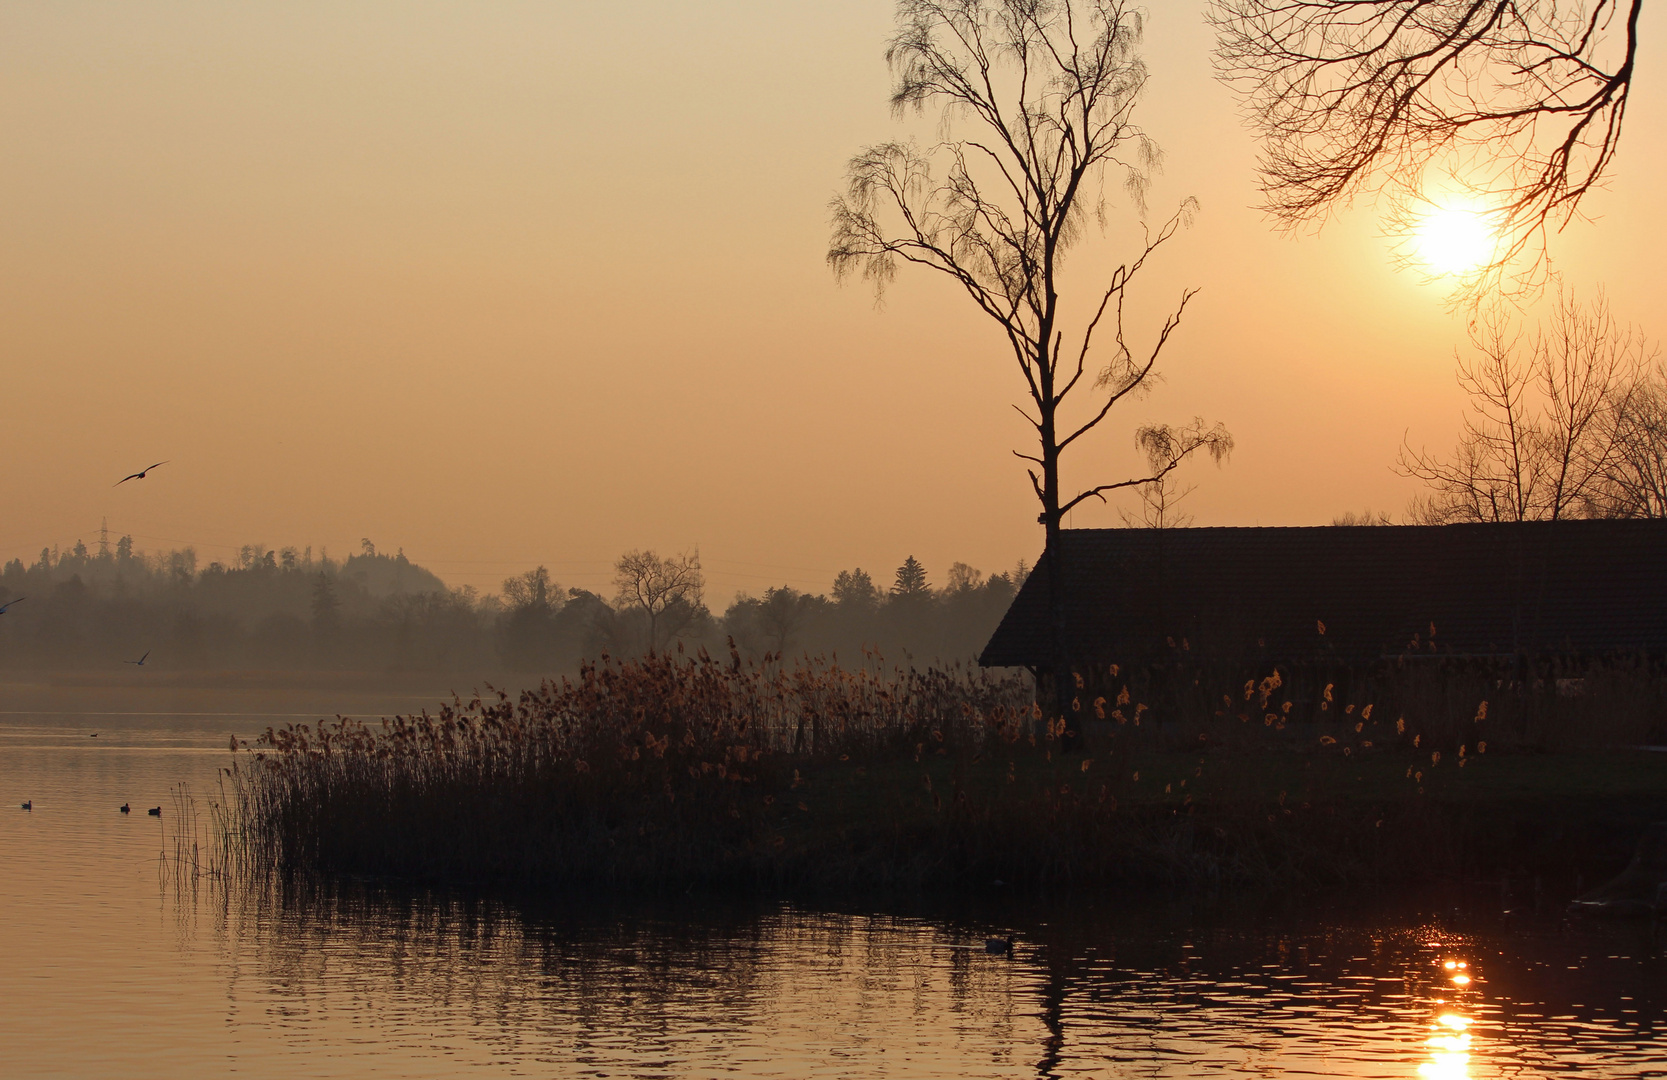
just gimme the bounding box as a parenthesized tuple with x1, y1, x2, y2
(115, 461, 169, 486)
(125, 650, 151, 667)
(0, 596, 24, 614)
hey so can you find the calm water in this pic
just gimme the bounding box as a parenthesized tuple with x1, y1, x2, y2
(1, 699, 1663, 1078)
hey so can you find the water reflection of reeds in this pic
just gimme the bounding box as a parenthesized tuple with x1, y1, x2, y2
(171, 879, 1666, 1078)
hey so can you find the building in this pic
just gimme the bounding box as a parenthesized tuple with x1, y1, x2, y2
(980, 521, 1667, 675)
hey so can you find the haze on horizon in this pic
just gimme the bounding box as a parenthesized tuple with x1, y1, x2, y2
(5, 0, 1667, 602)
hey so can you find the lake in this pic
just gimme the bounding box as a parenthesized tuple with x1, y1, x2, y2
(1, 693, 1662, 1078)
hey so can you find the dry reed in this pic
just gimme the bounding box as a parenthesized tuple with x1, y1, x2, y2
(223, 644, 1667, 893)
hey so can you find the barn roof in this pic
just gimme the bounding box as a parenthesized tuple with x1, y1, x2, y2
(979, 521, 1667, 668)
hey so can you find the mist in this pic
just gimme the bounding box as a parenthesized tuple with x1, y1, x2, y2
(0, 534, 1025, 682)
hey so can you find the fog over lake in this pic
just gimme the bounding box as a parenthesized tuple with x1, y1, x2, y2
(6, 0, 1667, 1074)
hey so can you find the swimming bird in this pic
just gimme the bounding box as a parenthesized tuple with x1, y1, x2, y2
(115, 461, 169, 486)
(0, 596, 24, 614)
(147, 807, 161, 816)
(985, 937, 1013, 955)
(120, 803, 130, 814)
(21, 801, 31, 811)
(124, 650, 150, 667)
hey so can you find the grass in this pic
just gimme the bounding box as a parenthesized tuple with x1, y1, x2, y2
(221, 645, 1667, 895)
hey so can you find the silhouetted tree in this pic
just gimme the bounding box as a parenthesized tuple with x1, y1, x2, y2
(832, 568, 881, 609)
(1331, 510, 1394, 527)
(613, 549, 706, 654)
(726, 586, 824, 657)
(1599, 364, 1667, 517)
(891, 556, 929, 597)
(944, 561, 983, 593)
(1400, 289, 1650, 521)
(758, 586, 817, 655)
(502, 566, 557, 611)
(1117, 472, 1194, 528)
(0, 530, 1043, 677)
(830, 0, 1229, 720)
(499, 567, 562, 671)
(1212, 0, 1642, 297)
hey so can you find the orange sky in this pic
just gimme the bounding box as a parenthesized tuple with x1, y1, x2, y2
(4, 1, 1665, 601)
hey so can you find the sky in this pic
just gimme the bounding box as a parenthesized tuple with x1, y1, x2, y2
(4, 1, 1666, 602)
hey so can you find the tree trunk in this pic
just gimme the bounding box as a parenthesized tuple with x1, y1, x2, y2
(1040, 412, 1077, 748)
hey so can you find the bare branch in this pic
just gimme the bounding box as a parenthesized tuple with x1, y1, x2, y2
(1398, 287, 1657, 520)
(1061, 418, 1233, 515)
(1211, 0, 1643, 301)
(831, 1, 1230, 544)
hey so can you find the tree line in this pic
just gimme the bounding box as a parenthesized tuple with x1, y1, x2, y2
(0, 537, 1027, 675)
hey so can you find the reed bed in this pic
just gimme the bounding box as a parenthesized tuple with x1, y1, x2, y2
(224, 646, 1667, 894)
(229, 647, 1034, 888)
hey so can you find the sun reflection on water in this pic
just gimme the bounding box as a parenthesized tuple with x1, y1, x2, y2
(1420, 1011, 1473, 1078)
(1419, 958, 1479, 1078)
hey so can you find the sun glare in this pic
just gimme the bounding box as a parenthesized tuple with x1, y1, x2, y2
(1413, 207, 1494, 275)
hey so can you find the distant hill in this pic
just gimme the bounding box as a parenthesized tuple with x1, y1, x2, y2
(338, 551, 449, 597)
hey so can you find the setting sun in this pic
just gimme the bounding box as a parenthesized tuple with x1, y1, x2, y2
(4, 3, 1665, 1076)
(1414, 207, 1495, 275)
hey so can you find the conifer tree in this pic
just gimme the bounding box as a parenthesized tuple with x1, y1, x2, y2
(891, 556, 929, 597)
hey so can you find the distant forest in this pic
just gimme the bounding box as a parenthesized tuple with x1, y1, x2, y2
(0, 537, 1026, 675)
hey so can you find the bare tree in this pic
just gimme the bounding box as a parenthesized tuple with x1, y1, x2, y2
(502, 566, 560, 612)
(1399, 289, 1648, 521)
(613, 549, 705, 654)
(829, 0, 1230, 715)
(1117, 471, 1194, 528)
(1212, 0, 1642, 296)
(1598, 364, 1667, 516)
(1331, 510, 1394, 526)
(944, 561, 986, 592)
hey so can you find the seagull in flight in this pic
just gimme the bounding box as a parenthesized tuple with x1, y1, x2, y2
(125, 650, 151, 667)
(0, 597, 23, 615)
(115, 461, 169, 486)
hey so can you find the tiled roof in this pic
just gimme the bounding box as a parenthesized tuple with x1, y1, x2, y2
(979, 521, 1667, 668)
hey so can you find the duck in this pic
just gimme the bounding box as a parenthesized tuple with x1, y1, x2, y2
(147, 807, 161, 816)
(985, 936, 1013, 955)
(20, 800, 30, 811)
(120, 804, 130, 814)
